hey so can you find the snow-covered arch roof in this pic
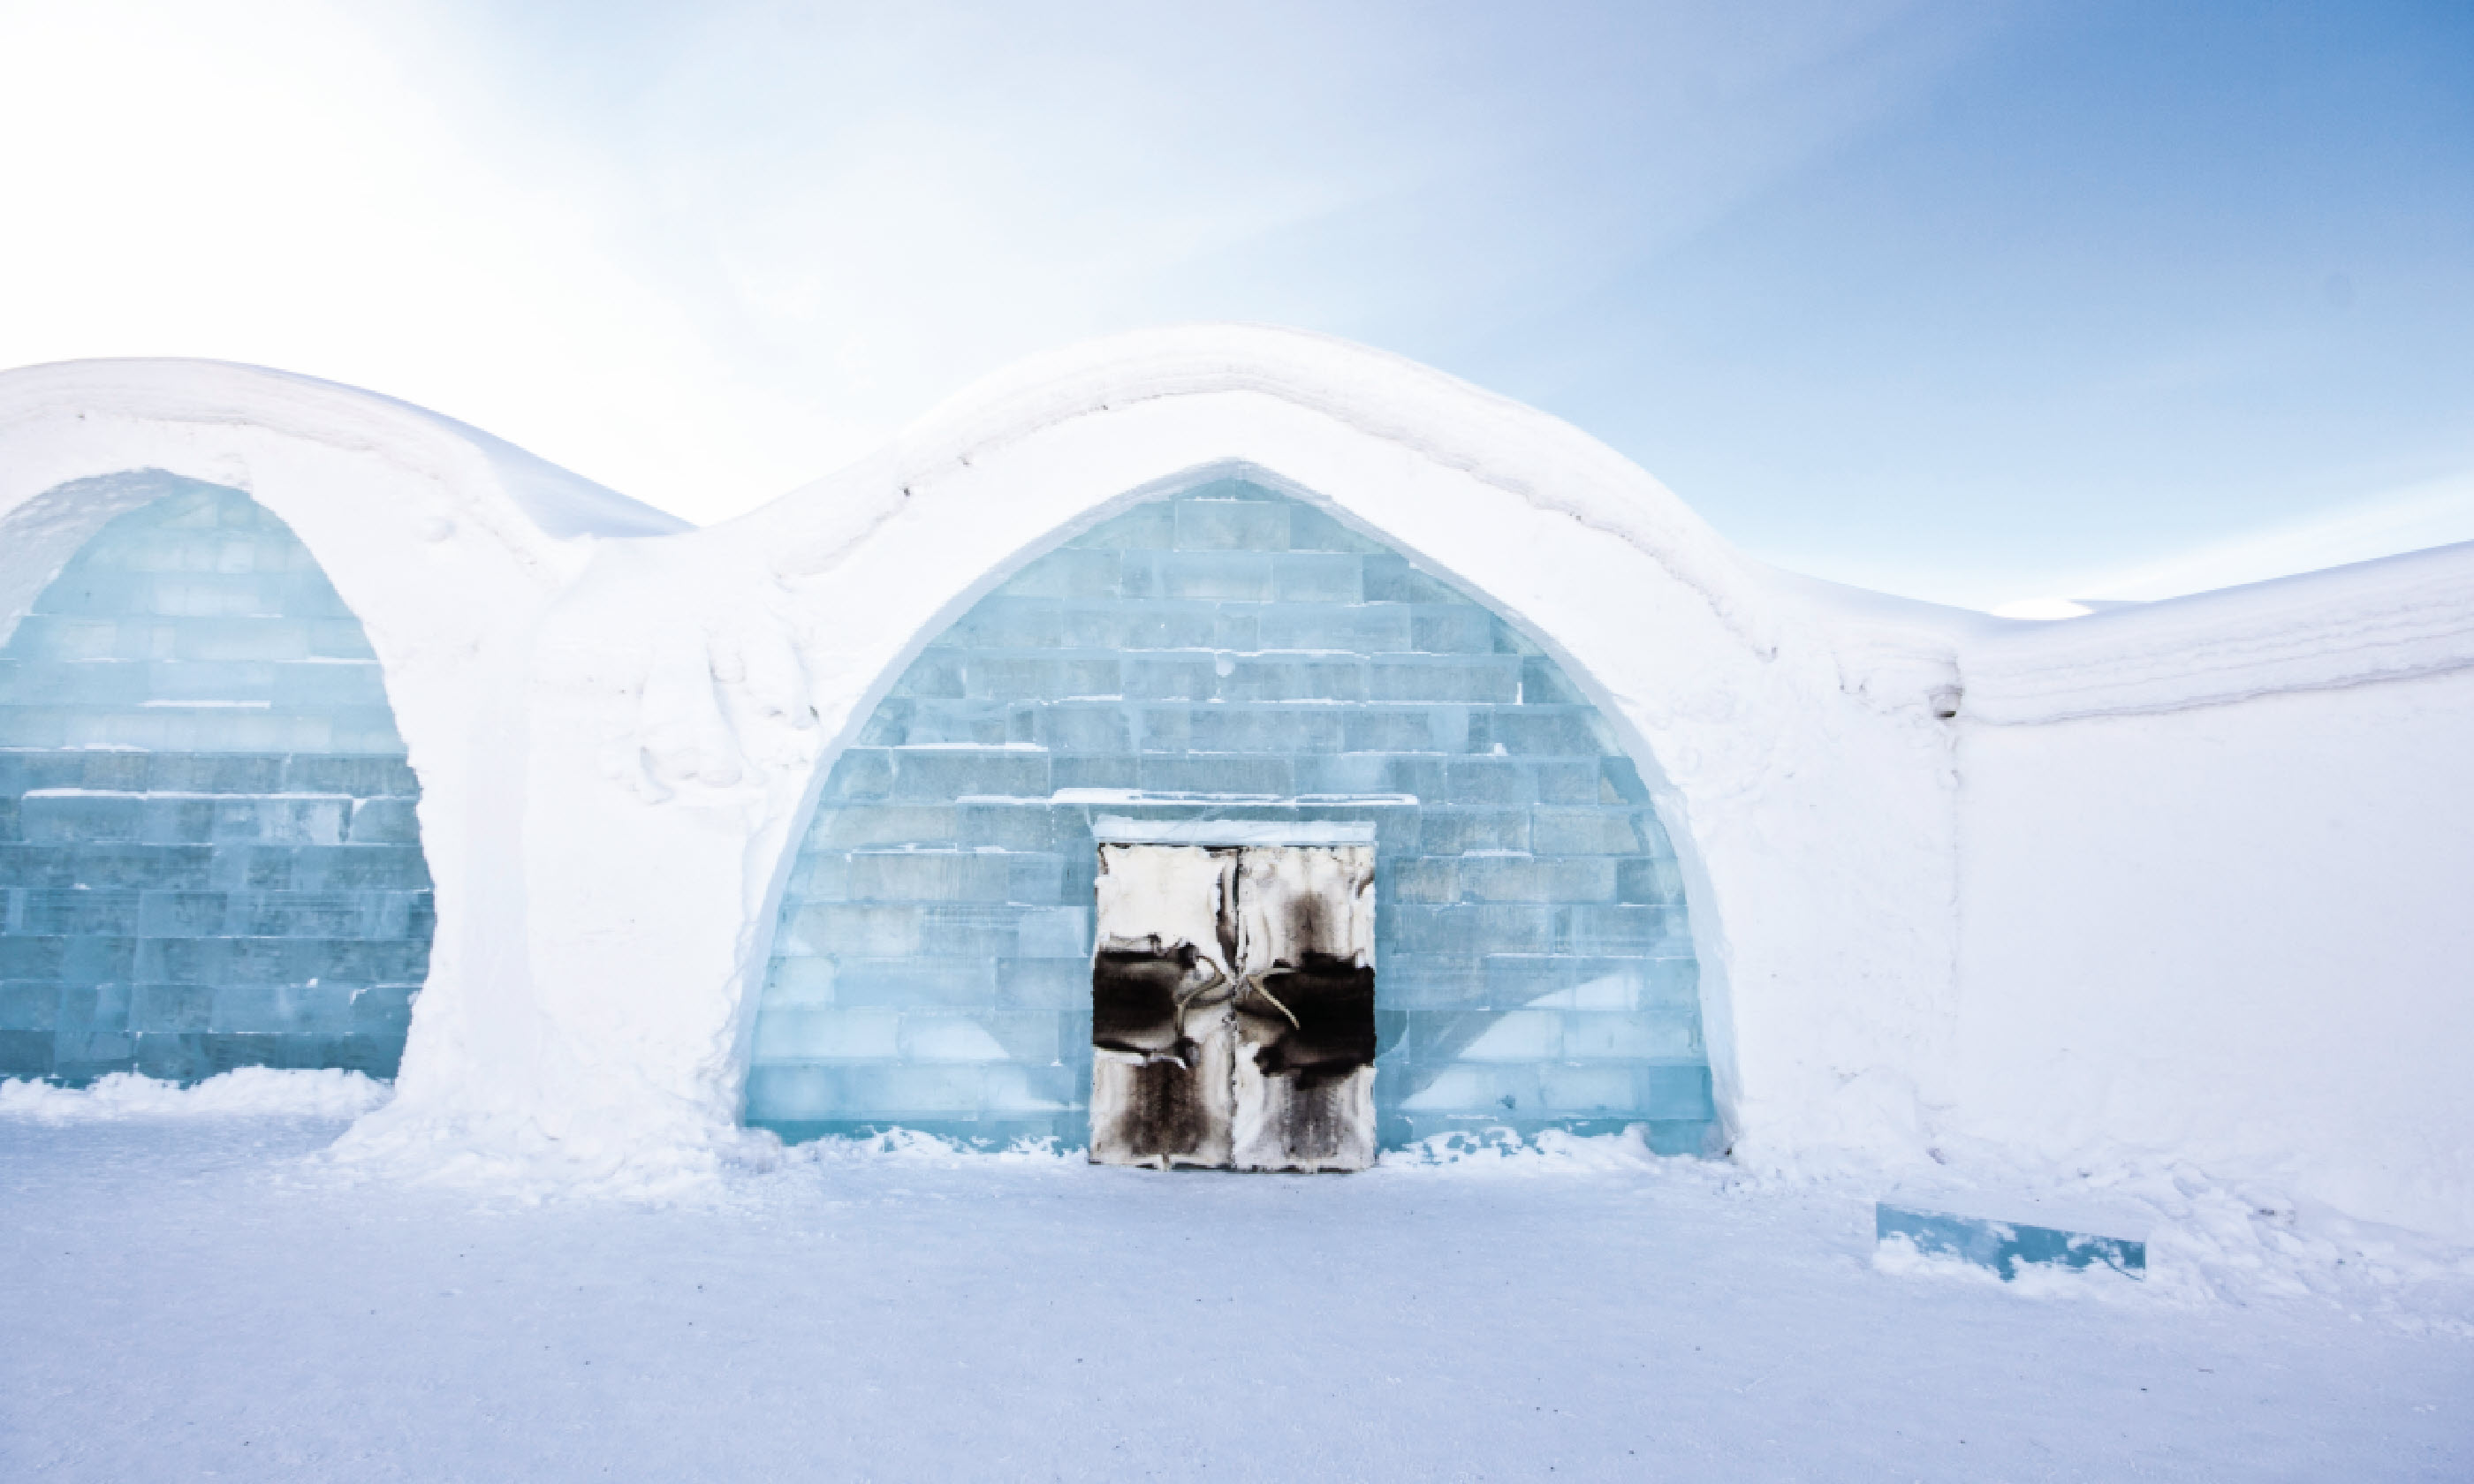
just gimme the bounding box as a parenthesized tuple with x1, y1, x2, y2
(745, 325, 1775, 640)
(435, 325, 1975, 1183)
(0, 357, 686, 693)
(0, 356, 680, 582)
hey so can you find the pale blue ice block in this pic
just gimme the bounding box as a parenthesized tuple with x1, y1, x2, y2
(1876, 1204, 2147, 1279)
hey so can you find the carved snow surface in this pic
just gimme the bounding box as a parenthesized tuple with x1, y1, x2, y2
(1089, 842, 1376, 1172)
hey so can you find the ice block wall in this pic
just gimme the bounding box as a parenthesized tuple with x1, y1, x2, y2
(745, 479, 1716, 1152)
(0, 481, 431, 1084)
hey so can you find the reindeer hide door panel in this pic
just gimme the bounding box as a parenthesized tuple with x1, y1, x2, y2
(1231, 845, 1377, 1171)
(1089, 837, 1377, 1172)
(1089, 844, 1239, 1169)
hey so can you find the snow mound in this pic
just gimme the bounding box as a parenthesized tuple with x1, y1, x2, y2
(0, 1068, 391, 1122)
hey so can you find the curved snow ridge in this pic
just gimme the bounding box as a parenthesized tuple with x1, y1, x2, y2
(0, 357, 687, 565)
(0, 1068, 392, 1122)
(740, 323, 1774, 647)
(1963, 539, 2474, 723)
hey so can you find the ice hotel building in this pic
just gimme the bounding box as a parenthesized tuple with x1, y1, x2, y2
(3, 330, 2469, 1219)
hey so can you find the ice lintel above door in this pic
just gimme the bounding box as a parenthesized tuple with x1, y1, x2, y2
(1090, 816, 1379, 847)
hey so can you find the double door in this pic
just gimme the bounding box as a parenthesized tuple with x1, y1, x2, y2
(1089, 842, 1377, 1172)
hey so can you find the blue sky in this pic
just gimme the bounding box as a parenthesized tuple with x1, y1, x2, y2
(1, 0, 2466, 610)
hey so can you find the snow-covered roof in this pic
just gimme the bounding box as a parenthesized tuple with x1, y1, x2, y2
(1964, 537, 2474, 723)
(0, 355, 683, 564)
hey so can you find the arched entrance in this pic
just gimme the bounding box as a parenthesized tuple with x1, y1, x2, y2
(0, 479, 434, 1084)
(744, 475, 1715, 1154)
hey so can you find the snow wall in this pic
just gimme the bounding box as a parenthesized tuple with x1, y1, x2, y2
(1, 332, 2467, 1241)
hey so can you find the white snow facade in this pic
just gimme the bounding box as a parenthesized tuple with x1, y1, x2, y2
(2, 331, 2469, 1241)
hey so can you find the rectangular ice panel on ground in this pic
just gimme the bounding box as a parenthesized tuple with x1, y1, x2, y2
(1875, 1203, 2146, 1280)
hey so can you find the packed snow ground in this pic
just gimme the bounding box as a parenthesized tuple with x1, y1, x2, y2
(5, 1079, 2471, 1481)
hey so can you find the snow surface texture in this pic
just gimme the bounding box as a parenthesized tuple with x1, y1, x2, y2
(2, 1102, 2470, 1480)
(3, 330, 2470, 1250)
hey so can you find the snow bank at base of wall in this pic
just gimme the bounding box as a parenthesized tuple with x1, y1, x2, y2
(0, 1067, 392, 1121)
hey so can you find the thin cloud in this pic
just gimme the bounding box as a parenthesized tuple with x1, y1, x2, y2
(2074, 472, 2474, 602)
